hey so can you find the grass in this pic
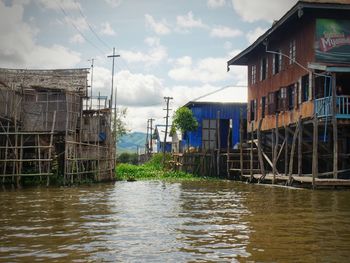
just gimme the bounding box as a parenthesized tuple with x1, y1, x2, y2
(115, 153, 216, 181)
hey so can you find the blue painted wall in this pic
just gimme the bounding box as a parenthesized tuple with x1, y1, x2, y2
(184, 102, 247, 149)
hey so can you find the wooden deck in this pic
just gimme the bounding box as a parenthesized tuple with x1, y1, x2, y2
(240, 172, 350, 187)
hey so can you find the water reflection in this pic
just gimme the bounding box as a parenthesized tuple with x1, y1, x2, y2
(1, 181, 350, 262)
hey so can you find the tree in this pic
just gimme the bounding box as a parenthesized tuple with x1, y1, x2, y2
(114, 107, 128, 142)
(172, 107, 198, 148)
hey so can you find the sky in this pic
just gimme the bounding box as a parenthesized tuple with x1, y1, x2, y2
(0, 0, 298, 132)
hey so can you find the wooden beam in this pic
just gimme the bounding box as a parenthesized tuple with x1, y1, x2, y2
(284, 125, 288, 177)
(239, 109, 243, 180)
(257, 118, 266, 180)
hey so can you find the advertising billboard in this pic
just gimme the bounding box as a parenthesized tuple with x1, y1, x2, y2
(315, 19, 350, 63)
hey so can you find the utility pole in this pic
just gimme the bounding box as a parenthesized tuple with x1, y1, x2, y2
(107, 47, 120, 166)
(163, 97, 173, 165)
(88, 58, 95, 110)
(145, 119, 150, 154)
(149, 118, 155, 153)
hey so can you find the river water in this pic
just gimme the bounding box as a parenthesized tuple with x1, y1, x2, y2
(1, 181, 350, 262)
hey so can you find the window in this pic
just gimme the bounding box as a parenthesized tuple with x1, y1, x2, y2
(268, 92, 276, 115)
(251, 65, 257, 85)
(250, 99, 257, 121)
(278, 87, 288, 111)
(287, 84, 295, 109)
(289, 40, 296, 64)
(260, 57, 268, 80)
(202, 119, 217, 150)
(301, 74, 310, 102)
(272, 50, 282, 74)
(261, 96, 266, 118)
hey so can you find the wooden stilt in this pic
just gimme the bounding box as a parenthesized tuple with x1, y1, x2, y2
(257, 118, 265, 181)
(298, 117, 303, 177)
(288, 118, 300, 183)
(284, 125, 288, 177)
(216, 111, 220, 177)
(312, 116, 319, 187)
(332, 73, 338, 179)
(273, 114, 279, 184)
(250, 122, 254, 182)
(239, 109, 243, 180)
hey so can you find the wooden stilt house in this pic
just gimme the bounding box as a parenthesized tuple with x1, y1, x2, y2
(227, 0, 350, 187)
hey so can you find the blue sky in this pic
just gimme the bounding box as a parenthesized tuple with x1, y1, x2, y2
(0, 0, 297, 132)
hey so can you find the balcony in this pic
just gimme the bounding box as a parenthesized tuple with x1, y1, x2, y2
(315, 95, 350, 119)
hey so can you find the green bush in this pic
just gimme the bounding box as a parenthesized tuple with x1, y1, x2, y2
(117, 152, 138, 165)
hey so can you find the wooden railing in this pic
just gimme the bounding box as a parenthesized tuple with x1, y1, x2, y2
(315, 95, 350, 119)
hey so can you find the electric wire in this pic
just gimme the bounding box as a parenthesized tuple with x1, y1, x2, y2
(74, 0, 111, 51)
(55, 0, 106, 56)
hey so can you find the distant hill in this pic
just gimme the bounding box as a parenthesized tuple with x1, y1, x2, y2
(117, 132, 147, 154)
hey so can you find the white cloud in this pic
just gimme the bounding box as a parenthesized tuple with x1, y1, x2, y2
(100, 22, 115, 36)
(224, 41, 232, 50)
(176, 11, 207, 30)
(231, 0, 297, 23)
(38, 0, 80, 10)
(210, 26, 242, 38)
(69, 34, 85, 44)
(120, 38, 167, 66)
(169, 56, 233, 83)
(0, 1, 81, 69)
(104, 0, 122, 8)
(207, 0, 226, 8)
(64, 16, 88, 31)
(145, 14, 171, 35)
(246, 26, 268, 44)
(92, 67, 164, 107)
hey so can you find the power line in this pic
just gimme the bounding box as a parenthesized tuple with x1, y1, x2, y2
(74, 0, 111, 51)
(55, 0, 106, 56)
(192, 85, 247, 102)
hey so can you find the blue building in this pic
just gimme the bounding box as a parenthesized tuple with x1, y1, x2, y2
(184, 101, 247, 150)
(154, 124, 172, 153)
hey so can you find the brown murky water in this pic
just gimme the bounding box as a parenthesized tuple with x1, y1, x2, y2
(1, 181, 350, 262)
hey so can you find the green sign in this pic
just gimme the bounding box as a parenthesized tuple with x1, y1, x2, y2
(315, 19, 350, 63)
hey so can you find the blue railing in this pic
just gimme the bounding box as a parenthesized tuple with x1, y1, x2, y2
(315, 95, 350, 119)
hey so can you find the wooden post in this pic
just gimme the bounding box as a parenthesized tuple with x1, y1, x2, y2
(332, 73, 338, 179)
(284, 125, 288, 177)
(226, 119, 231, 178)
(257, 118, 265, 181)
(288, 120, 299, 183)
(47, 111, 56, 186)
(250, 122, 254, 182)
(312, 116, 318, 187)
(239, 109, 243, 180)
(298, 117, 303, 177)
(216, 111, 220, 176)
(273, 114, 279, 184)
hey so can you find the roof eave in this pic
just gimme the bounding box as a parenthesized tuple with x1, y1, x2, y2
(227, 1, 350, 69)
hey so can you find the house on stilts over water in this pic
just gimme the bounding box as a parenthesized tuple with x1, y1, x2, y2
(227, 0, 350, 188)
(0, 68, 115, 186)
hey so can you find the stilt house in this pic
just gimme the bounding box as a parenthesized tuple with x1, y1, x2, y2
(227, 0, 350, 186)
(0, 68, 115, 185)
